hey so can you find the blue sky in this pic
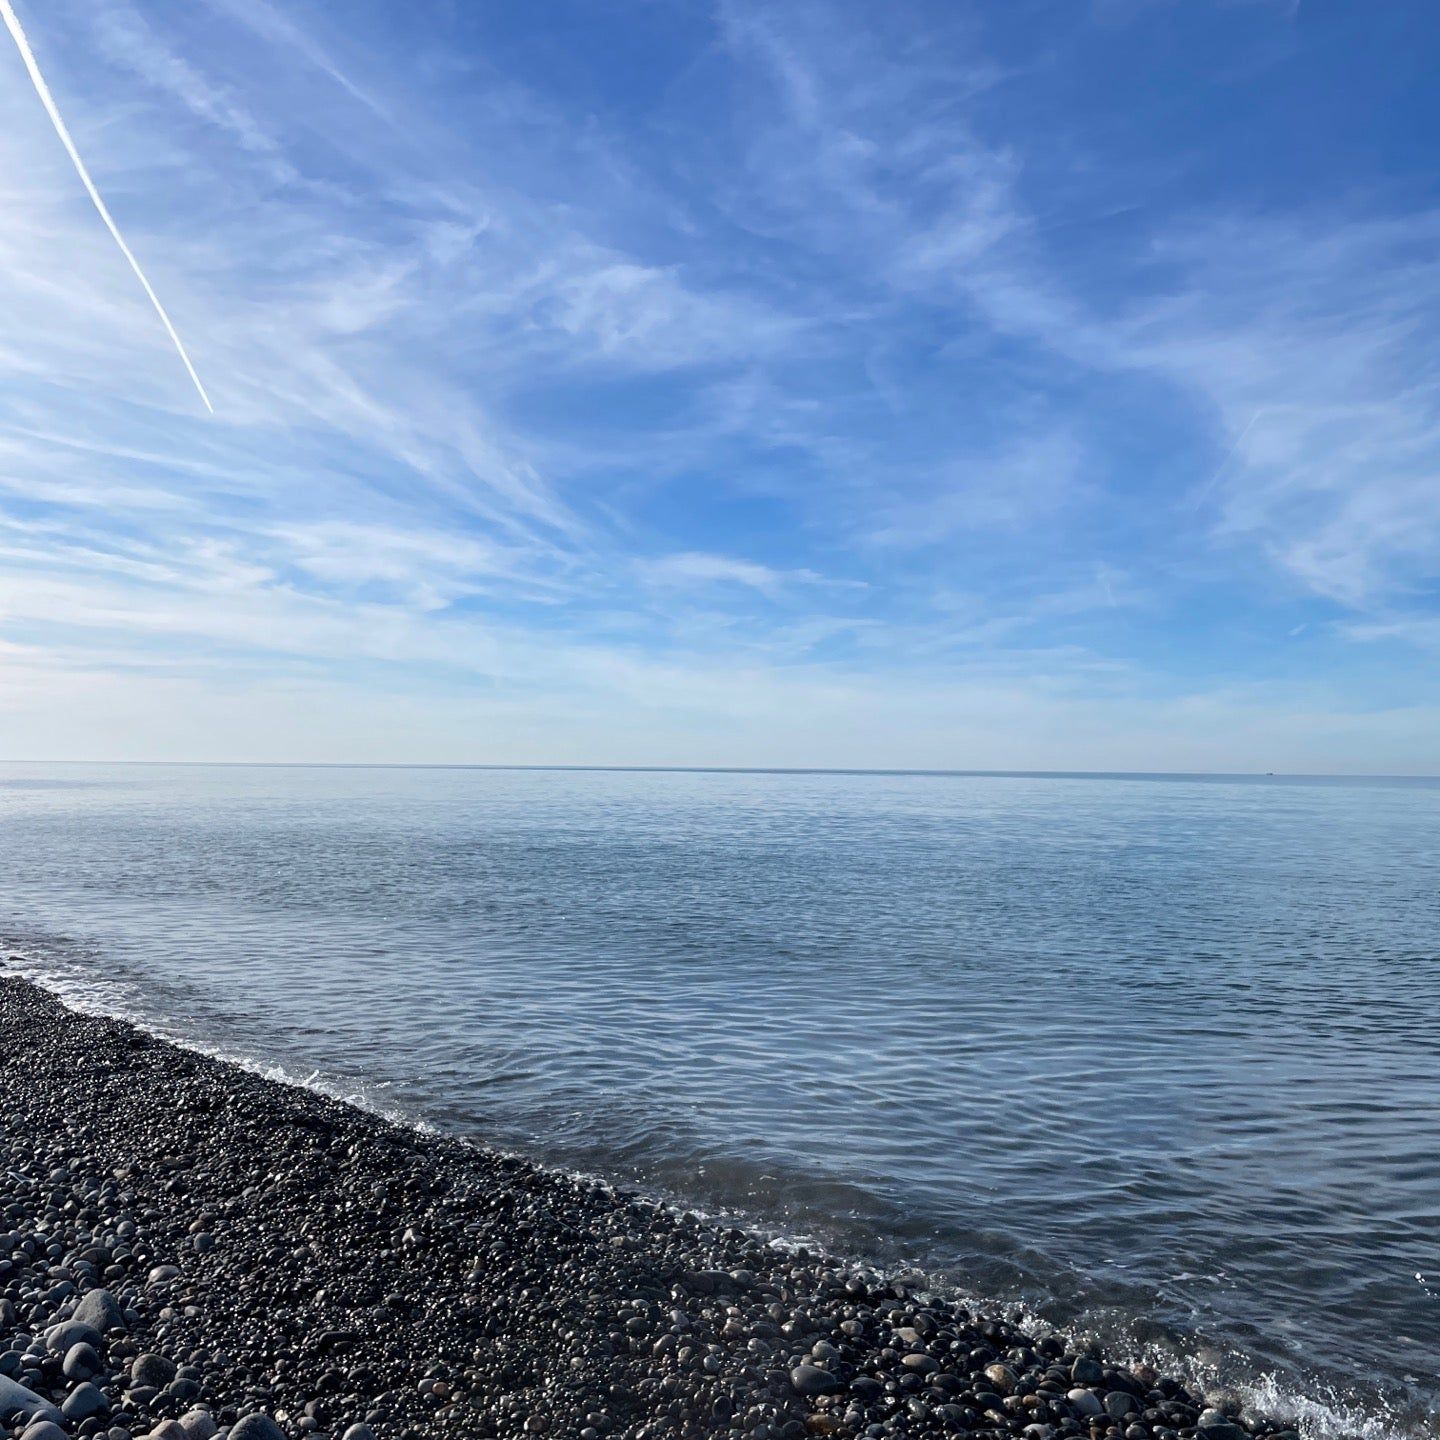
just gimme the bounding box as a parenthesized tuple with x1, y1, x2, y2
(1, 0, 1438, 769)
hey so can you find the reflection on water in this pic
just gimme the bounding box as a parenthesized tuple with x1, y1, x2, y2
(1, 763, 1436, 1435)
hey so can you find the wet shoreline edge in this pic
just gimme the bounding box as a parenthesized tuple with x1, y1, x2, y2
(0, 975, 1307, 1440)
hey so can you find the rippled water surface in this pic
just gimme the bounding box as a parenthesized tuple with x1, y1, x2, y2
(1, 764, 1436, 1434)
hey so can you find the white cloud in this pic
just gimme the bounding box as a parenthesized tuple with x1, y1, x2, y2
(0, 0, 1436, 770)
(873, 432, 1086, 543)
(636, 552, 829, 597)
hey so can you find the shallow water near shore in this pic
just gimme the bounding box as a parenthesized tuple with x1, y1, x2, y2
(1, 763, 1436, 1436)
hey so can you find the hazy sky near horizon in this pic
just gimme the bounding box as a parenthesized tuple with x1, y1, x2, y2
(1, 0, 1439, 770)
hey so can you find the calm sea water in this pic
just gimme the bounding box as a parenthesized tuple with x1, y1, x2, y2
(1, 764, 1436, 1435)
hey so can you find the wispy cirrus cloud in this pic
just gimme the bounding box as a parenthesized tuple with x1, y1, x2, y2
(0, 0, 1436, 767)
(636, 551, 839, 598)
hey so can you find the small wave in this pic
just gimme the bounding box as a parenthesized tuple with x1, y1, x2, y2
(0, 943, 432, 1132)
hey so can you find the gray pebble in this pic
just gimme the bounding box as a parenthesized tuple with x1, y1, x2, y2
(64, 1341, 101, 1381)
(1197, 1409, 1250, 1440)
(229, 1415, 287, 1440)
(179, 1412, 217, 1440)
(132, 1354, 178, 1389)
(72, 1289, 125, 1335)
(20, 1424, 68, 1440)
(46, 1319, 102, 1353)
(63, 1381, 111, 1421)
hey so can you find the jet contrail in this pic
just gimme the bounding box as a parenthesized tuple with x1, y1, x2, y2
(1188, 410, 1261, 513)
(0, 0, 214, 413)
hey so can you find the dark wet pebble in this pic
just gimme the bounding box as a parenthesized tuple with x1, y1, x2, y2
(789, 1365, 840, 1397)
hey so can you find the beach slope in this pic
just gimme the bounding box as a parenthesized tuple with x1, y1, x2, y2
(0, 976, 1288, 1440)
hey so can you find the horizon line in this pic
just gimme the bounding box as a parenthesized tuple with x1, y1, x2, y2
(2, 760, 1438, 782)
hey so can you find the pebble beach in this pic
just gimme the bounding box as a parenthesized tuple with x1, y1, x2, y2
(0, 974, 1313, 1440)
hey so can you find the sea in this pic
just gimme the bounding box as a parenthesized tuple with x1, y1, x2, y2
(0, 763, 1435, 1437)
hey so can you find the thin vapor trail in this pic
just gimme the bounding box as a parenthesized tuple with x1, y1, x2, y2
(1188, 410, 1261, 513)
(0, 0, 214, 413)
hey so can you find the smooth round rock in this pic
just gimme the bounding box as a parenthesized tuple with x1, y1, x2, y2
(790, 1364, 840, 1397)
(72, 1290, 125, 1335)
(132, 1354, 177, 1389)
(63, 1382, 111, 1421)
(229, 1415, 287, 1440)
(1197, 1411, 1250, 1440)
(1, 1376, 63, 1425)
(179, 1411, 217, 1440)
(46, 1319, 102, 1353)
(64, 1341, 101, 1381)
(985, 1363, 1019, 1395)
(20, 1424, 68, 1440)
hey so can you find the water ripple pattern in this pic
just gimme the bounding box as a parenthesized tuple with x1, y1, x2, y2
(0, 765, 1436, 1433)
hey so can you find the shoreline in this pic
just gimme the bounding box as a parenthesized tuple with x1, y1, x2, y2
(0, 977, 1312, 1440)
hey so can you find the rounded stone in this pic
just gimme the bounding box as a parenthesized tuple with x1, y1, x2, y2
(131, 1354, 177, 1389)
(179, 1412, 217, 1440)
(790, 1365, 840, 1397)
(20, 1424, 68, 1440)
(229, 1415, 287, 1440)
(63, 1381, 111, 1421)
(984, 1363, 1019, 1395)
(46, 1320, 103, 1354)
(72, 1290, 125, 1335)
(64, 1342, 101, 1382)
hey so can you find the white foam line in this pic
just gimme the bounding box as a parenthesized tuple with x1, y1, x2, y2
(0, 0, 214, 413)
